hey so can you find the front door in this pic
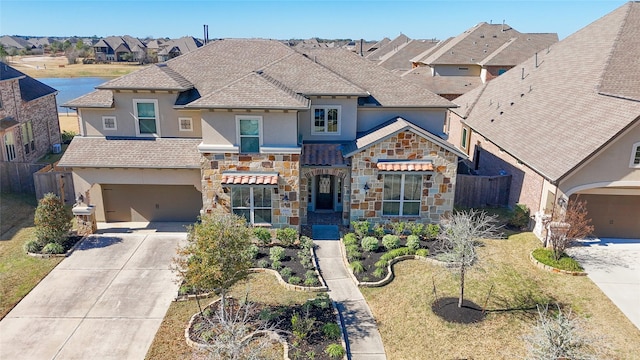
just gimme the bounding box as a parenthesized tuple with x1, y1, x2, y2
(316, 175, 334, 210)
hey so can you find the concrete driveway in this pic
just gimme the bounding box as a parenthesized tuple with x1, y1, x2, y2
(0, 222, 188, 360)
(567, 238, 640, 330)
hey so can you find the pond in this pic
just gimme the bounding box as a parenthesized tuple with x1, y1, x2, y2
(38, 77, 111, 114)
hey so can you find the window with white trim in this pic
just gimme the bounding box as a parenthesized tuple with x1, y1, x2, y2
(133, 99, 159, 136)
(3, 131, 16, 161)
(630, 142, 640, 168)
(461, 126, 470, 151)
(178, 117, 192, 132)
(21, 121, 35, 155)
(231, 187, 272, 225)
(383, 174, 422, 216)
(237, 116, 262, 153)
(102, 116, 117, 130)
(311, 106, 340, 135)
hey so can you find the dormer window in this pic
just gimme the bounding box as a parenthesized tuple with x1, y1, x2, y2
(311, 105, 341, 135)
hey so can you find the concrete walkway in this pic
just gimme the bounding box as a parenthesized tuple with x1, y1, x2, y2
(0, 223, 187, 360)
(313, 226, 387, 360)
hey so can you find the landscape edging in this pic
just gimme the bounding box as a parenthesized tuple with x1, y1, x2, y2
(529, 251, 587, 276)
(27, 234, 85, 258)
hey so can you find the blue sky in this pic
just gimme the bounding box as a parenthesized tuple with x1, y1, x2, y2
(0, 0, 627, 41)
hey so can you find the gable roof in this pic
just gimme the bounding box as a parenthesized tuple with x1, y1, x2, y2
(0, 63, 57, 101)
(452, 1, 640, 182)
(479, 33, 558, 66)
(0, 35, 34, 49)
(157, 36, 203, 56)
(378, 39, 439, 71)
(402, 66, 482, 95)
(366, 34, 411, 61)
(342, 117, 466, 158)
(97, 63, 193, 91)
(63, 89, 113, 108)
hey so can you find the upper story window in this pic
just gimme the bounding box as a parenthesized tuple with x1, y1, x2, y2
(133, 99, 159, 136)
(3, 131, 16, 161)
(461, 126, 470, 151)
(237, 116, 262, 153)
(21, 121, 35, 155)
(179, 117, 192, 132)
(102, 116, 117, 131)
(630, 142, 640, 168)
(383, 174, 422, 216)
(312, 106, 340, 135)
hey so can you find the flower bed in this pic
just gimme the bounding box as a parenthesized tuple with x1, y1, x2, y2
(25, 233, 84, 258)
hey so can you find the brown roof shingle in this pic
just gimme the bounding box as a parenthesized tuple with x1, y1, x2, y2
(301, 143, 349, 166)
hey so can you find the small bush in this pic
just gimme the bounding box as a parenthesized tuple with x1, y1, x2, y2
(41, 242, 65, 254)
(325, 343, 345, 358)
(280, 267, 293, 278)
(300, 256, 314, 270)
(372, 223, 386, 238)
(322, 322, 341, 340)
(257, 259, 269, 268)
(246, 244, 259, 259)
(380, 247, 412, 262)
(304, 277, 319, 286)
(345, 243, 359, 254)
(305, 269, 317, 280)
(373, 267, 386, 278)
(351, 220, 370, 239)
(425, 224, 440, 239)
(406, 234, 420, 251)
(61, 130, 76, 144)
(361, 236, 379, 252)
(34, 193, 72, 247)
(415, 248, 429, 257)
(374, 259, 388, 268)
(382, 234, 400, 250)
(347, 250, 362, 262)
(407, 222, 425, 237)
(299, 236, 313, 250)
(24, 239, 43, 253)
(269, 246, 286, 262)
(390, 221, 407, 236)
(254, 227, 272, 245)
(509, 203, 531, 230)
(271, 260, 283, 271)
(288, 276, 302, 285)
(350, 261, 365, 274)
(276, 227, 298, 247)
(343, 233, 358, 246)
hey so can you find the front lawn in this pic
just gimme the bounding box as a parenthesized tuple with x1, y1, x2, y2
(361, 232, 640, 359)
(0, 193, 63, 319)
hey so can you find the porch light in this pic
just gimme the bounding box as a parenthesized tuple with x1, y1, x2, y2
(282, 194, 289, 203)
(363, 183, 370, 193)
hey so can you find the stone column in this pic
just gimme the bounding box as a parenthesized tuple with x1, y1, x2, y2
(72, 205, 97, 236)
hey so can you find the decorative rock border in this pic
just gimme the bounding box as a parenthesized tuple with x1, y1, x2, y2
(339, 238, 457, 287)
(529, 251, 587, 276)
(27, 235, 85, 259)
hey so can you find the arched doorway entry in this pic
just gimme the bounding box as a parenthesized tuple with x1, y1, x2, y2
(301, 168, 348, 225)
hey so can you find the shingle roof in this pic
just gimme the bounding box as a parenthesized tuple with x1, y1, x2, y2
(402, 67, 482, 95)
(63, 89, 113, 108)
(220, 172, 279, 185)
(342, 117, 466, 158)
(0, 64, 57, 101)
(453, 2, 640, 182)
(479, 33, 558, 66)
(366, 34, 411, 61)
(301, 143, 350, 166)
(377, 39, 439, 71)
(58, 137, 201, 168)
(97, 63, 193, 91)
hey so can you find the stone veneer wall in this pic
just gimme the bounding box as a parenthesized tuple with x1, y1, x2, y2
(349, 130, 458, 224)
(200, 153, 300, 230)
(300, 167, 350, 225)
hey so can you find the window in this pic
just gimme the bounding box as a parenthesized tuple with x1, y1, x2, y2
(3, 131, 16, 161)
(231, 187, 272, 225)
(102, 116, 117, 130)
(383, 174, 422, 216)
(21, 121, 35, 155)
(630, 142, 640, 168)
(133, 99, 159, 136)
(461, 127, 469, 150)
(498, 68, 507, 75)
(237, 116, 261, 153)
(178, 117, 192, 131)
(311, 106, 340, 135)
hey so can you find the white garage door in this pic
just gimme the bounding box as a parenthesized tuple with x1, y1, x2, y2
(102, 184, 202, 222)
(577, 194, 640, 238)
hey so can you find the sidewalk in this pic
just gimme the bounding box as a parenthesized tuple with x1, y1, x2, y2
(313, 226, 387, 360)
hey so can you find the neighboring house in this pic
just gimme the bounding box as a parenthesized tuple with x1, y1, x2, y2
(93, 35, 146, 62)
(377, 39, 440, 73)
(402, 23, 558, 100)
(60, 39, 464, 230)
(365, 34, 411, 62)
(0, 63, 61, 192)
(157, 36, 203, 62)
(448, 2, 640, 238)
(0, 35, 36, 52)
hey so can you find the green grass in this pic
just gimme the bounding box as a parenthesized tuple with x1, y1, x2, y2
(532, 248, 584, 272)
(0, 193, 63, 319)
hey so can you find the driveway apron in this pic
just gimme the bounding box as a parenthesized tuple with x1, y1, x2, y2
(313, 225, 387, 360)
(0, 224, 187, 360)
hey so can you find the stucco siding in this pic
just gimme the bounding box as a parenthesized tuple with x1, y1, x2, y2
(357, 108, 447, 136)
(201, 111, 298, 148)
(433, 64, 482, 77)
(298, 97, 357, 142)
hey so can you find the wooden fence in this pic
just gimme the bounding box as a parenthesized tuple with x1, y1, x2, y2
(454, 174, 511, 208)
(33, 163, 76, 205)
(0, 162, 47, 193)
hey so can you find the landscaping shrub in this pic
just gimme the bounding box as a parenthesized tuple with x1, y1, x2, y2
(382, 234, 400, 250)
(299, 235, 313, 250)
(374, 259, 388, 268)
(408, 222, 425, 237)
(325, 344, 345, 358)
(425, 223, 440, 239)
(532, 248, 583, 272)
(61, 130, 76, 144)
(276, 227, 298, 247)
(380, 247, 412, 262)
(343, 233, 358, 246)
(288, 276, 302, 285)
(34, 193, 72, 247)
(415, 248, 429, 257)
(253, 227, 272, 245)
(361, 236, 379, 252)
(23, 239, 42, 253)
(390, 221, 407, 236)
(304, 276, 319, 286)
(509, 203, 531, 230)
(351, 220, 370, 239)
(305, 270, 317, 281)
(372, 223, 386, 238)
(347, 249, 362, 262)
(280, 267, 293, 278)
(257, 259, 269, 268)
(406, 234, 420, 251)
(350, 261, 365, 274)
(300, 255, 314, 270)
(269, 246, 286, 262)
(41, 242, 65, 254)
(322, 323, 341, 340)
(271, 260, 282, 271)
(373, 267, 386, 278)
(246, 244, 259, 259)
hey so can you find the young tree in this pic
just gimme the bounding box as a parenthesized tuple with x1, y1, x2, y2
(548, 196, 594, 260)
(34, 192, 73, 247)
(173, 213, 254, 323)
(437, 210, 502, 308)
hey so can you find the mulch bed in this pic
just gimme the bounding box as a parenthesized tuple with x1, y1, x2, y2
(254, 246, 319, 286)
(431, 297, 486, 324)
(29, 234, 84, 256)
(190, 296, 340, 359)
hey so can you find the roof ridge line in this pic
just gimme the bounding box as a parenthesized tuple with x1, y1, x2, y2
(294, 49, 368, 94)
(255, 71, 309, 105)
(596, 1, 632, 95)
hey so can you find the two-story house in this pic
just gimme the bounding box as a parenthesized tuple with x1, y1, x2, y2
(1, 63, 62, 192)
(93, 36, 146, 62)
(60, 39, 465, 231)
(448, 2, 640, 239)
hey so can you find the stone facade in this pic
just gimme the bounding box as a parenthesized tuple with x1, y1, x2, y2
(349, 130, 458, 224)
(300, 167, 350, 225)
(200, 152, 300, 230)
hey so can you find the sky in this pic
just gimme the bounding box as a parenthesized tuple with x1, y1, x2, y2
(0, 0, 629, 41)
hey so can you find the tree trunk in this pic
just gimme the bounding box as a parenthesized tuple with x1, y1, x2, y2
(459, 255, 465, 308)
